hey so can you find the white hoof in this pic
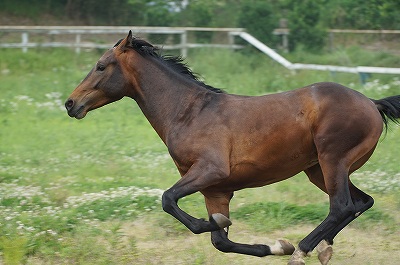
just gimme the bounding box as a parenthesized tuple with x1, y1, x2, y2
(316, 240, 333, 265)
(288, 249, 307, 265)
(211, 213, 232, 228)
(270, 239, 295, 255)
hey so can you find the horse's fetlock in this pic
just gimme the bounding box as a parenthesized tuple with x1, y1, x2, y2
(298, 240, 312, 254)
(288, 249, 307, 265)
(212, 236, 231, 252)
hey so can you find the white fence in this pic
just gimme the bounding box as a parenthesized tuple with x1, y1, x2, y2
(1, 26, 399, 76)
(233, 31, 400, 76)
(0, 26, 244, 57)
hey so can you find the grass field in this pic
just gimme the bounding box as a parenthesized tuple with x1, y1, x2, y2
(0, 46, 399, 265)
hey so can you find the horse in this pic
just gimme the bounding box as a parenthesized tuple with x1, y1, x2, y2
(65, 31, 400, 265)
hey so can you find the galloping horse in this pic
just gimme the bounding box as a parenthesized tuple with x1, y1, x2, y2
(65, 31, 400, 265)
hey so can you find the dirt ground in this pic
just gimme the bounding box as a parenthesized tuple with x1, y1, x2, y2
(122, 216, 400, 265)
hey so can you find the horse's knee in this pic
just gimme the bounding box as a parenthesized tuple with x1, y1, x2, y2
(161, 191, 175, 213)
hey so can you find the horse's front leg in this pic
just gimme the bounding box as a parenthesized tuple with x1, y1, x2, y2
(204, 191, 295, 257)
(161, 160, 232, 234)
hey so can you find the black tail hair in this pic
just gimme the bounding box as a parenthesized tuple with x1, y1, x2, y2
(372, 95, 400, 130)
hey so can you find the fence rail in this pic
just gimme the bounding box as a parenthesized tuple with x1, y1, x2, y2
(1, 26, 399, 78)
(232, 31, 400, 78)
(328, 29, 400, 34)
(0, 26, 244, 56)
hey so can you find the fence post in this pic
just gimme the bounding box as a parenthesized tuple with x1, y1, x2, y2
(22, 32, 28, 53)
(75, 34, 81, 54)
(329, 31, 334, 51)
(282, 33, 288, 53)
(228, 31, 235, 50)
(180, 30, 187, 57)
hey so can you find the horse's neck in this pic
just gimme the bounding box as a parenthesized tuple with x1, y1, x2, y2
(131, 61, 209, 142)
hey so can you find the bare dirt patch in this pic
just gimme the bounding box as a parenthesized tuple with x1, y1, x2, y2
(121, 216, 399, 265)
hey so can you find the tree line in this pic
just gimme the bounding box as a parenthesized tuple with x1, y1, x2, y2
(2, 0, 399, 51)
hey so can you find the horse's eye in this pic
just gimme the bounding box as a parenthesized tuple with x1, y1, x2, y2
(96, 64, 106, 72)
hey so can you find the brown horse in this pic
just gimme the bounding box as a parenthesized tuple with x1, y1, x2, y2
(65, 31, 400, 265)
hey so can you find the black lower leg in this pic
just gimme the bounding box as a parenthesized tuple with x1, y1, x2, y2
(211, 229, 272, 257)
(299, 200, 355, 253)
(162, 191, 220, 234)
(325, 190, 374, 243)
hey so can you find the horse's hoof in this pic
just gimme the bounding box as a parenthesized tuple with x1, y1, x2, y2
(316, 240, 333, 265)
(270, 239, 295, 255)
(287, 249, 307, 265)
(211, 213, 232, 228)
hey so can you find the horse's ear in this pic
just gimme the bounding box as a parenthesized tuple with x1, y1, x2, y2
(125, 30, 134, 48)
(127, 30, 133, 44)
(119, 30, 154, 52)
(117, 30, 134, 50)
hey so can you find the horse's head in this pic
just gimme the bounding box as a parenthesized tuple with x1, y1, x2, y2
(65, 31, 137, 119)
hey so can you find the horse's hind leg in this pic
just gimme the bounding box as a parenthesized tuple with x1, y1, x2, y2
(292, 147, 377, 265)
(304, 164, 334, 265)
(324, 182, 374, 242)
(288, 160, 355, 265)
(305, 148, 376, 240)
(204, 191, 295, 257)
(303, 163, 374, 265)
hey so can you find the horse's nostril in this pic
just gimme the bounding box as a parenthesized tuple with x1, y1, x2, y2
(65, 99, 74, 110)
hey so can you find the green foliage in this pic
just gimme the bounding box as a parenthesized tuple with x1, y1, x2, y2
(321, 0, 400, 29)
(285, 0, 327, 51)
(177, 0, 213, 27)
(232, 201, 396, 232)
(232, 202, 329, 231)
(0, 236, 28, 265)
(237, 1, 279, 45)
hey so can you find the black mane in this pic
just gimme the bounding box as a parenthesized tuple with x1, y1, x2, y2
(114, 38, 224, 94)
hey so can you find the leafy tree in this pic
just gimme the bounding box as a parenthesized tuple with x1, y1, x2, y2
(285, 0, 327, 51)
(237, 1, 280, 45)
(174, 0, 215, 43)
(378, 0, 400, 29)
(320, 0, 400, 29)
(65, 0, 133, 25)
(176, 0, 214, 27)
(127, 0, 180, 26)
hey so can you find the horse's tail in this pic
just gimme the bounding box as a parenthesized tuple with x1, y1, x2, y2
(371, 95, 400, 129)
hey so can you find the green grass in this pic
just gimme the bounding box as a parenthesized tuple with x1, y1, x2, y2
(0, 47, 399, 264)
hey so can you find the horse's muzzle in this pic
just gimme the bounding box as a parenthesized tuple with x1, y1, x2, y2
(65, 99, 74, 111)
(65, 99, 86, 119)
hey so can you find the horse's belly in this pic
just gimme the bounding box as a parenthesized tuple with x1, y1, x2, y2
(211, 155, 318, 192)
